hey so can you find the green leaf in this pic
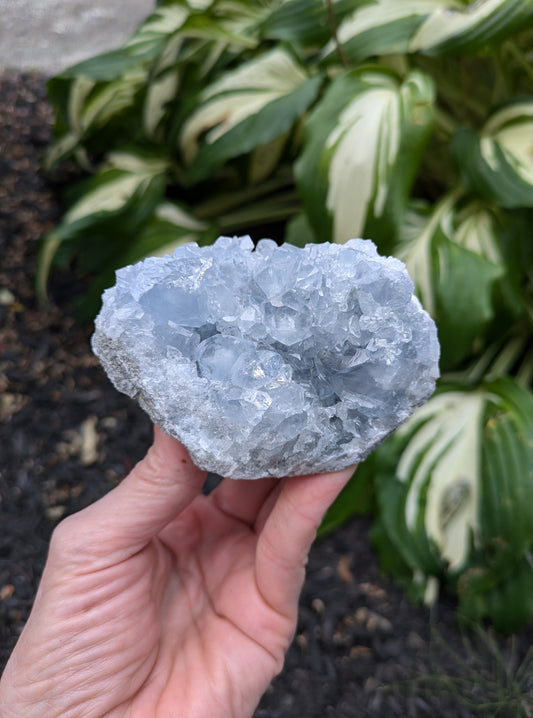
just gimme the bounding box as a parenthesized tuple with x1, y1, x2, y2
(396, 194, 503, 367)
(433, 233, 503, 367)
(409, 0, 533, 56)
(36, 151, 167, 296)
(42, 132, 81, 172)
(375, 437, 446, 578)
(457, 377, 533, 632)
(144, 67, 181, 138)
(63, 152, 167, 225)
(319, 458, 376, 539)
(45, 72, 147, 169)
(479, 378, 533, 558)
(56, 5, 190, 81)
(388, 388, 488, 573)
(321, 0, 455, 64)
(262, 0, 364, 49)
(180, 48, 323, 183)
(117, 201, 217, 266)
(374, 379, 533, 629)
(284, 212, 318, 247)
(43, 3, 196, 167)
(454, 201, 526, 324)
(247, 133, 290, 185)
(458, 552, 533, 634)
(451, 101, 533, 208)
(453, 200, 504, 265)
(296, 67, 434, 244)
(177, 11, 259, 48)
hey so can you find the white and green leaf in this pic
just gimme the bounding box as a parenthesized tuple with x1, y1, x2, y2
(37, 151, 167, 300)
(180, 48, 322, 183)
(398, 389, 486, 573)
(375, 378, 533, 586)
(451, 101, 533, 208)
(296, 67, 434, 244)
(116, 201, 217, 266)
(396, 193, 503, 367)
(453, 200, 504, 265)
(321, 0, 456, 63)
(58, 5, 190, 82)
(262, 0, 363, 49)
(144, 66, 181, 138)
(409, 0, 533, 56)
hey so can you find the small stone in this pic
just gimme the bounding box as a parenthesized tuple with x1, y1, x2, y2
(354, 607, 393, 633)
(337, 555, 354, 584)
(46, 505, 67, 521)
(79, 416, 99, 466)
(0, 584, 15, 601)
(349, 645, 372, 659)
(92, 236, 439, 479)
(0, 288, 15, 305)
(311, 598, 325, 615)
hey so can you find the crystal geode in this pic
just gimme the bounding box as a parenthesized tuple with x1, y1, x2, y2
(92, 236, 439, 479)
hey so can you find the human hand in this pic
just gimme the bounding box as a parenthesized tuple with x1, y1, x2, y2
(0, 426, 354, 718)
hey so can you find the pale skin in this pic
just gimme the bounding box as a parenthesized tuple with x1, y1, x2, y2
(0, 426, 354, 718)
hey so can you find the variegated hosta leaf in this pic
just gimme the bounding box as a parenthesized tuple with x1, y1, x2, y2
(60, 5, 190, 81)
(296, 68, 434, 245)
(396, 194, 503, 367)
(177, 1, 264, 48)
(180, 48, 323, 183)
(398, 389, 486, 572)
(453, 201, 503, 265)
(63, 151, 167, 225)
(143, 1, 264, 139)
(375, 379, 533, 592)
(451, 101, 533, 208)
(144, 67, 181, 139)
(409, 0, 533, 56)
(116, 201, 217, 266)
(45, 71, 148, 169)
(36, 152, 167, 301)
(321, 0, 456, 64)
(44, 9, 189, 168)
(262, 0, 362, 49)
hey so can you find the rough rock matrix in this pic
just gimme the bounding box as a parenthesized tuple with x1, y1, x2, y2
(92, 236, 439, 479)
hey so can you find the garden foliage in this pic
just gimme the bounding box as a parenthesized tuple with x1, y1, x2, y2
(40, 0, 533, 633)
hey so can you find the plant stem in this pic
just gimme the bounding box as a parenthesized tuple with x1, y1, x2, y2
(486, 334, 529, 379)
(193, 168, 294, 220)
(504, 41, 533, 86)
(465, 341, 504, 385)
(217, 193, 301, 232)
(433, 107, 457, 139)
(516, 345, 533, 388)
(326, 0, 348, 68)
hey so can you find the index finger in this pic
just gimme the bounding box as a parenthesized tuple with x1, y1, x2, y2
(57, 426, 206, 563)
(254, 465, 356, 617)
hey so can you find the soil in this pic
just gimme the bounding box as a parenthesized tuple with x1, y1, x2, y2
(1, 70, 533, 718)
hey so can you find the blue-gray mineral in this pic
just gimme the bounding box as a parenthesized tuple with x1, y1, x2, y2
(92, 236, 439, 479)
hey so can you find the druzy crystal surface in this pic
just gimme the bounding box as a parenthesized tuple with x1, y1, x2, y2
(92, 236, 439, 478)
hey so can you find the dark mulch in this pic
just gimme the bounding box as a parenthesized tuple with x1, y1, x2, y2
(1, 71, 533, 718)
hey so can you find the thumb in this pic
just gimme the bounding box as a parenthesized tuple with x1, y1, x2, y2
(59, 426, 206, 560)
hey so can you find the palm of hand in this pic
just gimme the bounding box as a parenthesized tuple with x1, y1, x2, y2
(102, 497, 295, 718)
(0, 429, 353, 718)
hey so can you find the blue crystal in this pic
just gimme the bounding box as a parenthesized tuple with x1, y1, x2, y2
(92, 236, 440, 479)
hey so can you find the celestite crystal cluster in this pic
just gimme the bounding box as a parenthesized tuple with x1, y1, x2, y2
(92, 236, 440, 478)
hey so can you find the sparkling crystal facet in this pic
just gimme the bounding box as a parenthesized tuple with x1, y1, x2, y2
(92, 237, 440, 478)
